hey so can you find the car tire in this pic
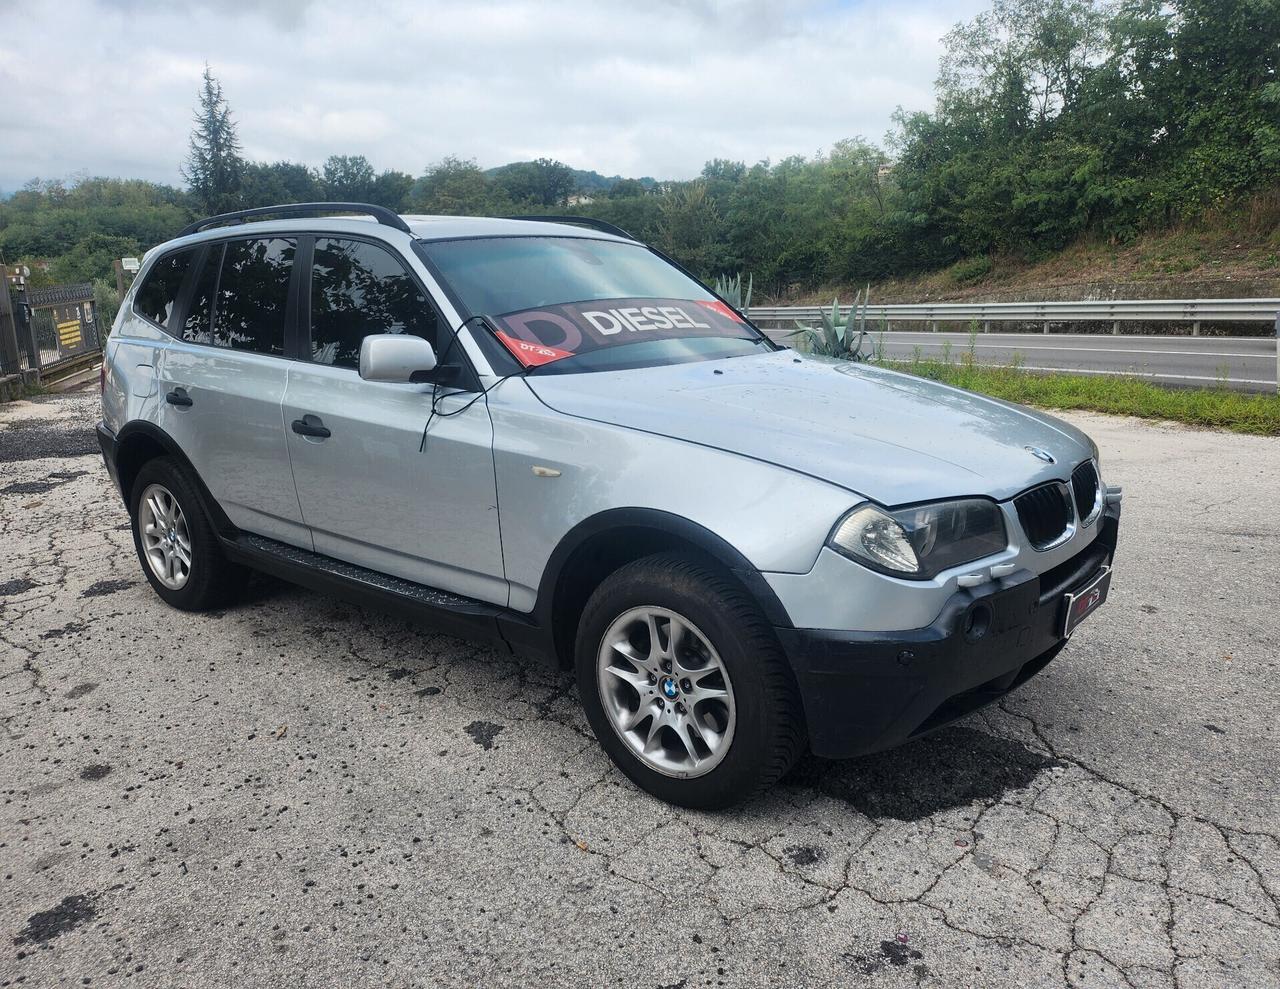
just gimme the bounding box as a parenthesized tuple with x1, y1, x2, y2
(128, 456, 244, 611)
(575, 552, 805, 809)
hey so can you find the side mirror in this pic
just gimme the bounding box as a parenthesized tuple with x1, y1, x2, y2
(359, 334, 438, 383)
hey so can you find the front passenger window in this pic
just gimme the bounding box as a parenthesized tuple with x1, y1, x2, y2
(309, 238, 439, 369)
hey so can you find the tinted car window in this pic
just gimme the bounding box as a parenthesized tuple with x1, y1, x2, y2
(212, 238, 293, 355)
(420, 237, 714, 316)
(421, 236, 770, 374)
(181, 245, 222, 345)
(134, 249, 195, 328)
(310, 238, 438, 369)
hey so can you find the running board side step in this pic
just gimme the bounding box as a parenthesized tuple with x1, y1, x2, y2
(221, 533, 544, 656)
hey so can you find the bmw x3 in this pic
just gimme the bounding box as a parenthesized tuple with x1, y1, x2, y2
(98, 203, 1121, 808)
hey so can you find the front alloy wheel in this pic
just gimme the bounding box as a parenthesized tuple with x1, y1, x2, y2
(575, 553, 805, 809)
(597, 606, 736, 778)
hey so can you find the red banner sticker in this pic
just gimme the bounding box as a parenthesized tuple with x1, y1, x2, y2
(495, 331, 575, 368)
(489, 297, 757, 368)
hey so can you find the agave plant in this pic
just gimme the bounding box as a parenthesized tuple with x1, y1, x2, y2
(713, 272, 753, 315)
(788, 286, 874, 362)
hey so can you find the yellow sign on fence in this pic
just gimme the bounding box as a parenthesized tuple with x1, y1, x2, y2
(57, 318, 82, 349)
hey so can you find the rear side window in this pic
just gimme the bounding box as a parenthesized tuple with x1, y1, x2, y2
(181, 245, 221, 345)
(134, 249, 195, 328)
(309, 238, 438, 369)
(212, 238, 294, 356)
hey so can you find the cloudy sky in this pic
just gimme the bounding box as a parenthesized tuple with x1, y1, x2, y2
(0, 0, 985, 193)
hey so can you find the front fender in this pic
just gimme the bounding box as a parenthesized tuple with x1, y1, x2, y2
(489, 380, 860, 613)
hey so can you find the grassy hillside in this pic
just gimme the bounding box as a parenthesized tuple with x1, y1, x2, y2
(807, 193, 1280, 307)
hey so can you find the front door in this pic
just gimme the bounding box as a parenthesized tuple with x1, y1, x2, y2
(281, 235, 506, 605)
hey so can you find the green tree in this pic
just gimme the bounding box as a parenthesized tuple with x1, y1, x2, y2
(655, 182, 723, 276)
(494, 158, 576, 207)
(607, 178, 649, 199)
(240, 161, 321, 208)
(182, 65, 244, 215)
(370, 169, 414, 210)
(321, 155, 377, 201)
(407, 156, 509, 215)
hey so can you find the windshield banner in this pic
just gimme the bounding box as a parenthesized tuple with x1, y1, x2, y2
(489, 297, 754, 368)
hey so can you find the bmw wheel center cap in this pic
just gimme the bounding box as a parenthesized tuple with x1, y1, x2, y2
(660, 676, 680, 699)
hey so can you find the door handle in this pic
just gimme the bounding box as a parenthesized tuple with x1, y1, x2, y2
(165, 388, 193, 408)
(291, 414, 331, 439)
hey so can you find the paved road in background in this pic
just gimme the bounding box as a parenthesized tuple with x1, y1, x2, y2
(3, 393, 1279, 988)
(760, 327, 1279, 392)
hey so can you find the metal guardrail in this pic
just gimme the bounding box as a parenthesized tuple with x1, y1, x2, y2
(748, 297, 1280, 334)
(751, 297, 1280, 394)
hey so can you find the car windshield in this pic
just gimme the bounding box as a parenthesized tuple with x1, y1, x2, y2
(419, 236, 771, 372)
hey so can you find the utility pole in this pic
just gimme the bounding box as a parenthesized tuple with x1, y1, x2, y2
(114, 259, 126, 300)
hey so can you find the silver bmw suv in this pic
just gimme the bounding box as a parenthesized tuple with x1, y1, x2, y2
(98, 203, 1121, 808)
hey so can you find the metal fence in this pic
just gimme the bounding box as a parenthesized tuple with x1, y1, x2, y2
(1, 277, 102, 381)
(747, 297, 1280, 336)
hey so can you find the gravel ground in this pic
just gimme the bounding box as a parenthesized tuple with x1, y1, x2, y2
(1, 389, 1278, 989)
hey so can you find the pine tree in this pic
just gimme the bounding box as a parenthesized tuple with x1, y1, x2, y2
(181, 65, 244, 215)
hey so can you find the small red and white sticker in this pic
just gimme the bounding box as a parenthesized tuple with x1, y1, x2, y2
(695, 299, 746, 323)
(495, 331, 575, 368)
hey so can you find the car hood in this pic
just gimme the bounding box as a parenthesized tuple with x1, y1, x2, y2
(524, 350, 1094, 505)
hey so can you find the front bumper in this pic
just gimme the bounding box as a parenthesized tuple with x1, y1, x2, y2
(777, 508, 1119, 759)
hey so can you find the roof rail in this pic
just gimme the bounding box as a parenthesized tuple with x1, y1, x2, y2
(502, 215, 635, 240)
(178, 202, 412, 238)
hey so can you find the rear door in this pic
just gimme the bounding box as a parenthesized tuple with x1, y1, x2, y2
(281, 235, 506, 604)
(155, 236, 309, 546)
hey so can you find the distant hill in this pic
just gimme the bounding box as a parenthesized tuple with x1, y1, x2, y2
(484, 162, 658, 194)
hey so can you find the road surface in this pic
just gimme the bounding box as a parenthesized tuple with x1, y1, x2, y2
(760, 327, 1279, 392)
(3, 392, 1279, 988)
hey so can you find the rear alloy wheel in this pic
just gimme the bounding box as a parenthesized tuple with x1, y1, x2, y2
(138, 483, 193, 590)
(576, 553, 805, 809)
(129, 456, 244, 611)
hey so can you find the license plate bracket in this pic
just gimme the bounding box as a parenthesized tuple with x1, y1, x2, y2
(1061, 566, 1112, 637)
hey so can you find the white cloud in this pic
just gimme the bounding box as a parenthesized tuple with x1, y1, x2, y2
(0, 0, 984, 192)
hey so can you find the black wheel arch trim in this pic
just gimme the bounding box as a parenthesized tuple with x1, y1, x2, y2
(532, 507, 795, 641)
(109, 420, 236, 538)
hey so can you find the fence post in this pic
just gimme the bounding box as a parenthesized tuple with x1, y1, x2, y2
(1043, 321, 1050, 335)
(1112, 320, 1120, 336)
(0, 269, 20, 376)
(1192, 320, 1201, 337)
(1275, 312, 1279, 396)
(15, 285, 40, 380)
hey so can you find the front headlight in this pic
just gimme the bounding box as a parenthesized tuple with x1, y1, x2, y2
(828, 499, 1008, 580)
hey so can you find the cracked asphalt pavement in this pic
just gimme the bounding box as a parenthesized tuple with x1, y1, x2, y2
(2, 389, 1278, 988)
